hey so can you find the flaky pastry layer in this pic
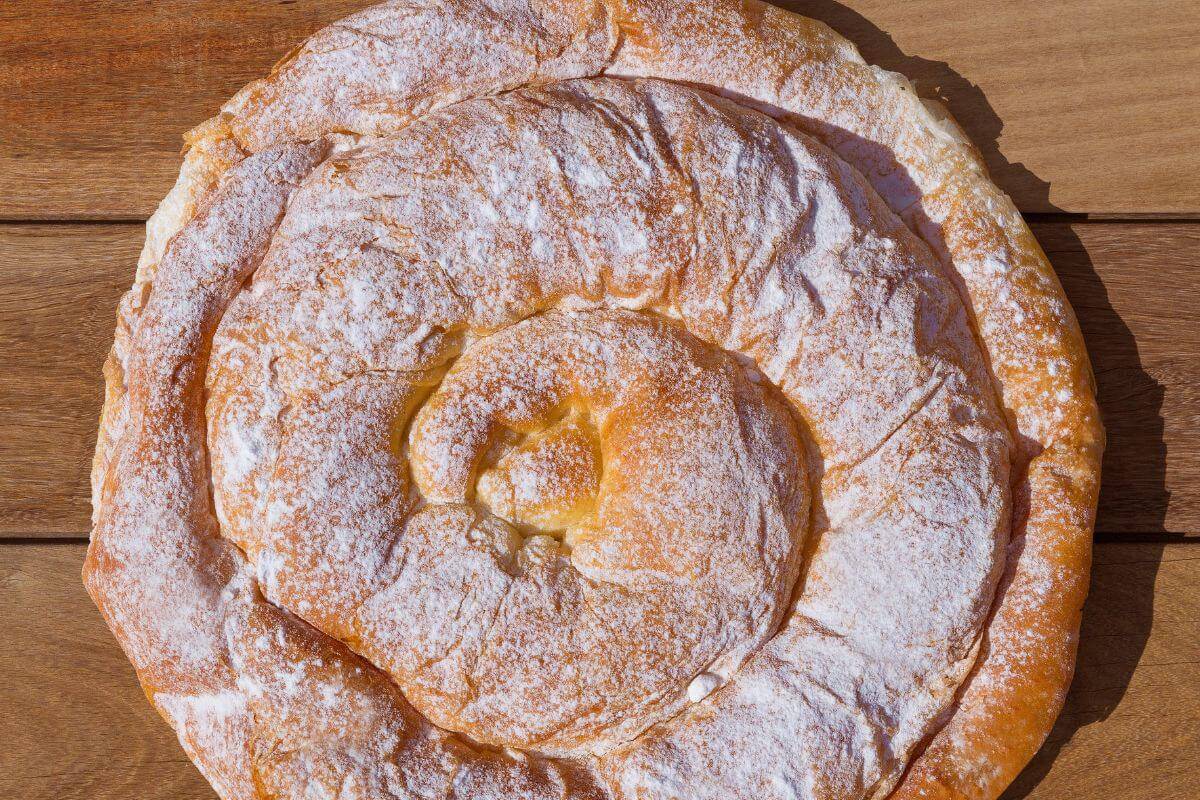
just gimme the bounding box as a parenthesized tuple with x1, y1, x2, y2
(86, 3, 1103, 799)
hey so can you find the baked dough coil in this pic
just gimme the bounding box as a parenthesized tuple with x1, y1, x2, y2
(85, 2, 1103, 799)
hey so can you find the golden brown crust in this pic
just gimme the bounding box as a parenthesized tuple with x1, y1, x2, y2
(87, 2, 1102, 798)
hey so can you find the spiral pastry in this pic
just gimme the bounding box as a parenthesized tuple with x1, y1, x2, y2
(85, 2, 1103, 799)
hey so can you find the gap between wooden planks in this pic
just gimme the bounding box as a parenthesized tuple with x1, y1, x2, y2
(0, 542, 1196, 800)
(2, 0, 1199, 219)
(1, 221, 1196, 538)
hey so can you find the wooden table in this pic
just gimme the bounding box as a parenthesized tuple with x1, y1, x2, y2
(2, 1, 1198, 798)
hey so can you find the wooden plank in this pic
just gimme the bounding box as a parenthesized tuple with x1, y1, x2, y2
(1, 542, 1196, 799)
(0, 226, 137, 535)
(2, 0, 1199, 219)
(784, 0, 1200, 215)
(1004, 543, 1200, 799)
(0, 544, 215, 800)
(1030, 223, 1200, 535)
(0, 0, 364, 221)
(1, 222, 1198, 537)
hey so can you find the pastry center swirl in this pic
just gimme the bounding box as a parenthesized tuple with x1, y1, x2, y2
(396, 309, 809, 756)
(474, 408, 602, 549)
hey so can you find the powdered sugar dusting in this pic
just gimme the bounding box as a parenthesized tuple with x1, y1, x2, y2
(87, 2, 1101, 799)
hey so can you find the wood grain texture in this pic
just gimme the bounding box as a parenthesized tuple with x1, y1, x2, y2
(1029, 223, 1200, 535)
(781, 0, 1200, 215)
(0, 226, 137, 535)
(0, 0, 364, 221)
(3, 222, 1195, 537)
(1, 0, 1198, 219)
(0, 545, 214, 800)
(1, 542, 1195, 800)
(1002, 544, 1200, 799)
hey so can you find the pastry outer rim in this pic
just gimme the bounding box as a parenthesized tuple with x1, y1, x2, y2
(87, 2, 1105, 799)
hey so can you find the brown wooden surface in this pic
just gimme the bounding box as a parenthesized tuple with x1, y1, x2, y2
(2, 0, 1199, 219)
(2, 222, 1196, 538)
(1030, 223, 1200, 536)
(779, 0, 1200, 216)
(1003, 544, 1200, 799)
(1, 2, 1198, 800)
(0, 226, 136, 535)
(1, 543, 1195, 799)
(0, 545, 214, 800)
(0, 0, 364, 221)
